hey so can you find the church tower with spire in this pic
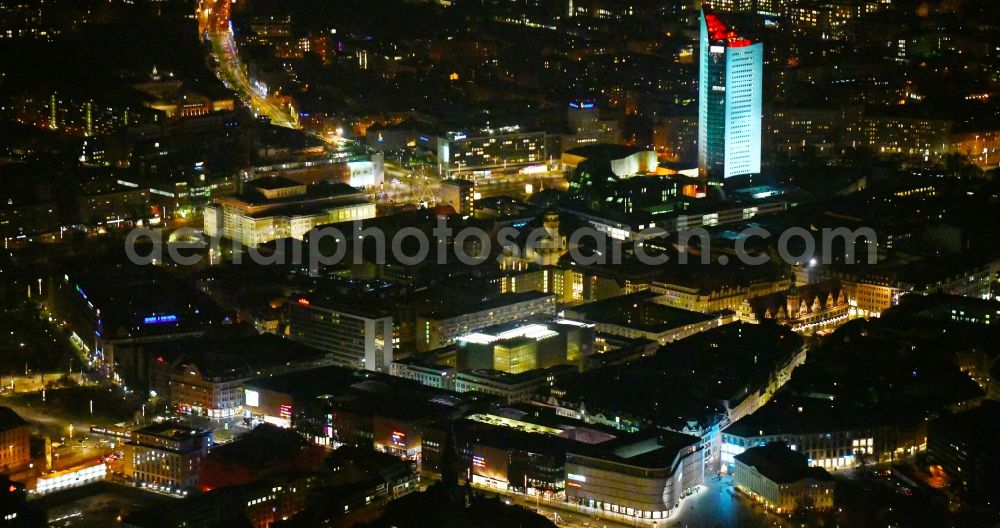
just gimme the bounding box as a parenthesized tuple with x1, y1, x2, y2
(786, 269, 800, 320)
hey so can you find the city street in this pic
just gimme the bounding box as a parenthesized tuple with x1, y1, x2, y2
(666, 475, 780, 528)
(465, 474, 783, 528)
(468, 484, 632, 528)
(199, 0, 298, 129)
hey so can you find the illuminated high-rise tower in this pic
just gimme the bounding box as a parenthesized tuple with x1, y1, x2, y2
(698, 7, 763, 182)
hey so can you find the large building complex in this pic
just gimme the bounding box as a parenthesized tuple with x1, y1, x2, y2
(927, 401, 1000, 503)
(733, 442, 835, 514)
(416, 292, 558, 352)
(562, 291, 731, 345)
(123, 422, 213, 491)
(453, 366, 578, 404)
(159, 335, 330, 418)
(698, 8, 763, 182)
(456, 319, 595, 374)
(436, 127, 547, 180)
(565, 431, 705, 522)
(288, 297, 395, 372)
(204, 177, 374, 246)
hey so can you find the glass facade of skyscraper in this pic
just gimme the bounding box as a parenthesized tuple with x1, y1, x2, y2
(698, 8, 763, 181)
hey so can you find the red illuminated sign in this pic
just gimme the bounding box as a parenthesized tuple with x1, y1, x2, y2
(392, 431, 406, 445)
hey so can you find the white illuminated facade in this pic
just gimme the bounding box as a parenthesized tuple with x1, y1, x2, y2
(35, 463, 106, 494)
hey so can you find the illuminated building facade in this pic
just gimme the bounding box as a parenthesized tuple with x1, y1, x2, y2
(0, 408, 30, 473)
(170, 364, 244, 419)
(161, 335, 330, 419)
(204, 178, 375, 246)
(564, 432, 705, 522)
(722, 417, 927, 472)
(698, 8, 762, 181)
(733, 443, 834, 514)
(842, 114, 951, 159)
(417, 292, 557, 352)
(439, 179, 476, 216)
(454, 365, 577, 404)
(436, 127, 547, 180)
(289, 298, 394, 372)
(456, 319, 594, 374)
(34, 462, 106, 495)
(563, 100, 621, 150)
(927, 401, 1000, 502)
(561, 291, 730, 346)
(124, 423, 212, 491)
(458, 409, 619, 495)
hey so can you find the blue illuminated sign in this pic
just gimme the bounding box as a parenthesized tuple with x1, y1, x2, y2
(143, 315, 178, 325)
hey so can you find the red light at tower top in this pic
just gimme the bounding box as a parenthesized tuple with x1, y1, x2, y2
(703, 9, 752, 47)
(704, 11, 729, 41)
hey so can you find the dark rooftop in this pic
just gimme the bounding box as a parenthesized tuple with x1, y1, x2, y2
(133, 421, 210, 441)
(420, 291, 555, 320)
(565, 291, 716, 332)
(930, 401, 1000, 451)
(147, 333, 326, 380)
(569, 429, 701, 470)
(550, 323, 804, 431)
(734, 442, 833, 484)
(247, 176, 304, 191)
(564, 143, 648, 161)
(0, 407, 28, 432)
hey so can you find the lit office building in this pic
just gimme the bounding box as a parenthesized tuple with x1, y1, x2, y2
(698, 8, 763, 182)
(416, 292, 558, 352)
(289, 298, 394, 372)
(436, 127, 547, 180)
(439, 179, 476, 216)
(456, 319, 595, 374)
(204, 178, 374, 246)
(455, 365, 578, 404)
(162, 334, 330, 419)
(123, 423, 213, 491)
(563, 100, 621, 150)
(927, 401, 1000, 502)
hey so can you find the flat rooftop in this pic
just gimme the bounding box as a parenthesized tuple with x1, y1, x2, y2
(420, 291, 555, 320)
(564, 143, 648, 160)
(735, 443, 833, 484)
(569, 429, 701, 470)
(248, 176, 303, 190)
(133, 422, 209, 441)
(566, 291, 716, 333)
